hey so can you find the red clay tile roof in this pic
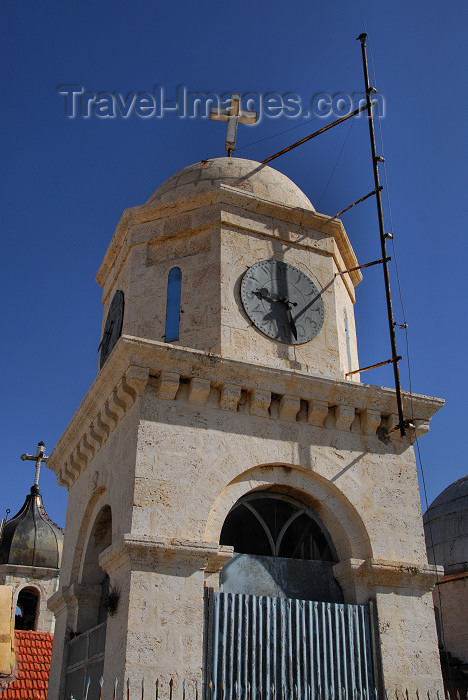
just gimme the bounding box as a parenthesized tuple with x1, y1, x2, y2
(0, 631, 53, 700)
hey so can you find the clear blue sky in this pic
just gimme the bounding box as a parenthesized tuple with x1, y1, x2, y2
(1, 1, 467, 529)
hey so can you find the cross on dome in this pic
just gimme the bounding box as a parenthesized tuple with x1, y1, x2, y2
(209, 93, 257, 156)
(21, 441, 49, 489)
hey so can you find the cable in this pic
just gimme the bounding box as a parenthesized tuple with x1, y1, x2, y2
(235, 113, 321, 153)
(316, 119, 355, 208)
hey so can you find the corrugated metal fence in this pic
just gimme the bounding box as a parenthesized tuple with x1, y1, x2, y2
(204, 591, 377, 700)
(66, 678, 468, 700)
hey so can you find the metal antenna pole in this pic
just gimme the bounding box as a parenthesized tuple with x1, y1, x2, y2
(357, 32, 406, 437)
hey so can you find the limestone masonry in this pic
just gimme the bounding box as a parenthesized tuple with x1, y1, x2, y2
(46, 158, 444, 700)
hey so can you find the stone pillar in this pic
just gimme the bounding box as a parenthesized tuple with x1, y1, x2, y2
(334, 558, 444, 694)
(47, 589, 69, 700)
(99, 536, 227, 699)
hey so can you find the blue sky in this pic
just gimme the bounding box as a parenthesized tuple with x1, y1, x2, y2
(1, 1, 467, 528)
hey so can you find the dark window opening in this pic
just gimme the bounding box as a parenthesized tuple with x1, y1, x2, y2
(78, 505, 112, 632)
(220, 492, 335, 562)
(15, 587, 39, 630)
(165, 267, 182, 342)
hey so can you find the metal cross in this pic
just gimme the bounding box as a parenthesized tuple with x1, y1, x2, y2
(21, 441, 49, 488)
(210, 93, 257, 156)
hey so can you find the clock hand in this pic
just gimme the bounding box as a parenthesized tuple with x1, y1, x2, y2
(286, 308, 298, 340)
(256, 287, 274, 302)
(256, 288, 298, 340)
(256, 289, 297, 307)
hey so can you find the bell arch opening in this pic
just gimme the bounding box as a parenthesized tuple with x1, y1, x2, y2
(77, 504, 112, 632)
(15, 586, 40, 630)
(65, 505, 111, 700)
(219, 490, 343, 602)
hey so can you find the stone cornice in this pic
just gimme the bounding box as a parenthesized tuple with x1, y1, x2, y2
(47, 336, 444, 490)
(0, 564, 59, 578)
(99, 535, 227, 574)
(96, 185, 362, 293)
(333, 558, 443, 591)
(48, 361, 149, 489)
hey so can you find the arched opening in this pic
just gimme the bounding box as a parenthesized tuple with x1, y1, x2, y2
(205, 490, 376, 695)
(77, 505, 112, 632)
(219, 491, 343, 602)
(220, 491, 336, 561)
(15, 587, 39, 630)
(66, 506, 112, 700)
(204, 463, 374, 565)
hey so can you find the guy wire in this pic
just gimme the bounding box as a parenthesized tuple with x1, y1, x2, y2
(316, 119, 355, 209)
(236, 112, 321, 153)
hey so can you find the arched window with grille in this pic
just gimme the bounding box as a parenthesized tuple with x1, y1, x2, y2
(219, 491, 343, 602)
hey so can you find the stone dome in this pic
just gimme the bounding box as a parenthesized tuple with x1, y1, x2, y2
(147, 157, 315, 211)
(423, 475, 468, 574)
(0, 486, 63, 569)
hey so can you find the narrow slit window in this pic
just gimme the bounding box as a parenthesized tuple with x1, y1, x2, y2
(165, 267, 182, 342)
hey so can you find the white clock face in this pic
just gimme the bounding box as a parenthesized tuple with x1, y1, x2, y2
(240, 260, 325, 345)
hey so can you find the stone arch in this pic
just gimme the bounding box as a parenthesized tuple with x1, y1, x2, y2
(220, 490, 338, 561)
(80, 505, 112, 586)
(204, 463, 373, 562)
(70, 486, 107, 583)
(76, 503, 112, 632)
(15, 585, 40, 630)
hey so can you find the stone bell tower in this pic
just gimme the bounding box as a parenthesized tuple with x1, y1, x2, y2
(47, 157, 444, 700)
(0, 443, 63, 635)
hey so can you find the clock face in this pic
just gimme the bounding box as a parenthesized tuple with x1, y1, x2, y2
(99, 290, 125, 368)
(240, 260, 324, 345)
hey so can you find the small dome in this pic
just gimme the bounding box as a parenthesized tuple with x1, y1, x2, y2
(0, 486, 63, 569)
(423, 475, 468, 573)
(147, 157, 315, 211)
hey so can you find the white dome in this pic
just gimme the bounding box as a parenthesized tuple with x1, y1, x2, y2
(147, 157, 315, 211)
(423, 475, 468, 573)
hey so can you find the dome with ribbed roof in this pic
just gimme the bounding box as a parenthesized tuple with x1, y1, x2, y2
(423, 475, 468, 574)
(147, 157, 315, 211)
(0, 485, 63, 570)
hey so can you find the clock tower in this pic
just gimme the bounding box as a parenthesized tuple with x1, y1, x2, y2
(47, 157, 444, 700)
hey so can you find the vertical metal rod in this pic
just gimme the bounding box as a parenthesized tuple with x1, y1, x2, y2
(357, 32, 406, 436)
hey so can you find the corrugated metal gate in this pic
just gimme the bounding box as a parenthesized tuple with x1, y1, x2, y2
(64, 622, 106, 700)
(204, 590, 377, 699)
